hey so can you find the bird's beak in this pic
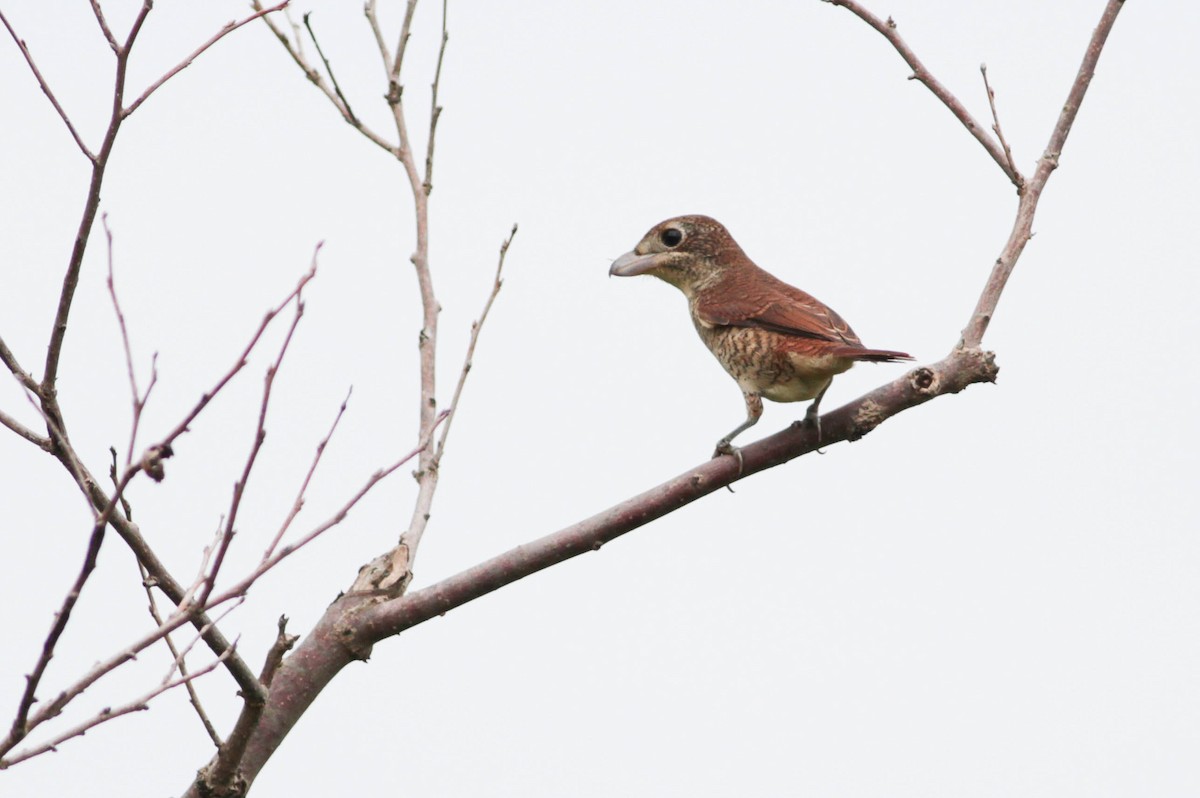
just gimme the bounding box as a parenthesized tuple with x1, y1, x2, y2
(609, 250, 663, 277)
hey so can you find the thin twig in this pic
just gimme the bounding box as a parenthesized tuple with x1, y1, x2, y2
(103, 215, 159, 468)
(435, 224, 517, 462)
(87, 0, 119, 52)
(391, 0, 420, 84)
(363, 0, 393, 76)
(254, 0, 399, 156)
(423, 0, 449, 195)
(960, 0, 1125, 347)
(0, 407, 50, 450)
(200, 281, 309, 607)
(3, 466, 140, 756)
(302, 13, 358, 125)
(980, 64, 1022, 189)
(0, 335, 40, 394)
(823, 0, 1023, 189)
(124, 1, 290, 119)
(2, 648, 233, 768)
(0, 10, 96, 162)
(263, 388, 352, 560)
(215, 416, 448, 607)
(156, 257, 317, 450)
(138, 563, 222, 747)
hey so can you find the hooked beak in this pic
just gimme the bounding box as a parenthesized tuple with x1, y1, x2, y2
(609, 250, 663, 277)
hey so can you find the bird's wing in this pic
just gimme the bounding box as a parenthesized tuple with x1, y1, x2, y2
(694, 272, 863, 347)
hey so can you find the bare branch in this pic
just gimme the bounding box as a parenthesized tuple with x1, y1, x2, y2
(103, 215, 158, 468)
(823, 0, 1023, 188)
(212, 417, 447, 608)
(363, 0, 393, 76)
(3, 465, 141, 758)
(0, 10, 96, 162)
(138, 563, 222, 748)
(200, 283, 308, 607)
(87, 0, 119, 53)
(0, 407, 50, 450)
(202, 618, 297, 793)
(261, 617, 298, 688)
(253, 0, 400, 156)
(2, 647, 233, 768)
(980, 64, 1021, 185)
(124, 1, 290, 119)
(156, 255, 317, 451)
(960, 0, 1125, 348)
(41, 0, 150, 420)
(435, 225, 516, 463)
(302, 13, 359, 125)
(391, 0, 420, 84)
(263, 388, 352, 560)
(0, 335, 40, 394)
(423, 0, 449, 195)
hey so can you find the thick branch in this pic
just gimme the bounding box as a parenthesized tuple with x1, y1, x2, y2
(182, 346, 995, 793)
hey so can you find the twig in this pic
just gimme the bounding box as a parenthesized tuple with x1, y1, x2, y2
(203, 618, 297, 792)
(980, 64, 1023, 189)
(263, 388, 352, 560)
(2, 648, 233, 768)
(3, 466, 141, 757)
(123, 1, 290, 119)
(212, 416, 448, 607)
(86, 0, 119, 53)
(435, 224, 516, 463)
(0, 335, 40, 394)
(156, 256, 316, 450)
(423, 0, 449, 195)
(0, 407, 50, 450)
(302, 13, 358, 125)
(138, 563, 222, 747)
(200, 279, 309, 607)
(103, 215, 159, 468)
(254, 0, 399, 156)
(823, 0, 1023, 189)
(363, 0, 393, 76)
(0, 10, 96, 162)
(261, 617, 298, 688)
(390, 225, 514, 577)
(40, 0, 153, 406)
(391, 0, 420, 84)
(960, 0, 1125, 347)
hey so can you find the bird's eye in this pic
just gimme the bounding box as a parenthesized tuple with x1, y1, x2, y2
(660, 228, 684, 247)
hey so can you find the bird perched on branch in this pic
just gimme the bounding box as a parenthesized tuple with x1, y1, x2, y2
(610, 214, 912, 460)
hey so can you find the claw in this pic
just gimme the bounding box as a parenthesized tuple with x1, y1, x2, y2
(713, 439, 745, 478)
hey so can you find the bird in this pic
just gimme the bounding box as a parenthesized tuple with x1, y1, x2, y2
(609, 214, 912, 461)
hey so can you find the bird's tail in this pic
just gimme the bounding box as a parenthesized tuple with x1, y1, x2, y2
(832, 346, 914, 363)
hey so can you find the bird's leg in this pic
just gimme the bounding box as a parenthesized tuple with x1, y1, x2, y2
(797, 382, 831, 443)
(713, 392, 763, 470)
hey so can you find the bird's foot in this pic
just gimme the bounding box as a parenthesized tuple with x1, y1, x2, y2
(792, 412, 826, 454)
(713, 439, 745, 477)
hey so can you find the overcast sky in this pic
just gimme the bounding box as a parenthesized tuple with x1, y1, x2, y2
(2, 1, 1198, 795)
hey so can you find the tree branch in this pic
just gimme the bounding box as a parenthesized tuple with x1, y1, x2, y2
(823, 0, 1024, 189)
(960, 0, 1125, 348)
(176, 3, 1129, 791)
(0, 10, 95, 162)
(123, 2, 291, 119)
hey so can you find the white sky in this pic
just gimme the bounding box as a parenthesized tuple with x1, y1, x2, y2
(1, 0, 1198, 795)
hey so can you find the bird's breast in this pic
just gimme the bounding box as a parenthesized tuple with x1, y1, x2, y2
(694, 322, 854, 402)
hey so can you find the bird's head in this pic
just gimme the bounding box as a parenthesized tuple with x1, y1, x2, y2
(609, 215, 745, 296)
